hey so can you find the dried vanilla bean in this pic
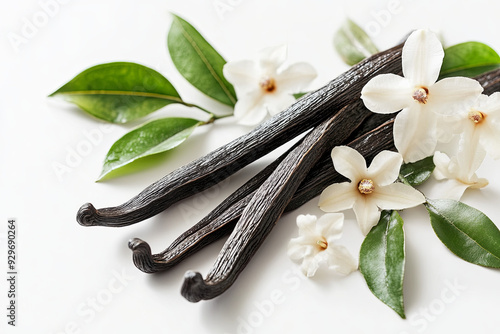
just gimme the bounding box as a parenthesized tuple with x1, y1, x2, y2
(128, 139, 305, 273)
(130, 116, 395, 273)
(77, 44, 404, 228)
(129, 64, 500, 273)
(481, 69, 500, 95)
(129, 65, 500, 273)
(180, 101, 370, 302)
(172, 68, 500, 300)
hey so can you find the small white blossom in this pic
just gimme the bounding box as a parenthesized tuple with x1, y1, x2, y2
(441, 93, 500, 160)
(287, 213, 357, 277)
(223, 45, 317, 125)
(319, 146, 425, 235)
(361, 29, 483, 163)
(432, 148, 488, 200)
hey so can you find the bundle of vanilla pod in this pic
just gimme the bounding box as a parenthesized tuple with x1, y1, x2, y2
(76, 42, 500, 302)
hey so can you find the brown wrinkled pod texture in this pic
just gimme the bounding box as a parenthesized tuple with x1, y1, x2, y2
(77, 43, 404, 227)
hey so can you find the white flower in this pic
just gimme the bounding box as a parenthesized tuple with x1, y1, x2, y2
(433, 149, 488, 200)
(319, 146, 425, 235)
(223, 45, 317, 125)
(430, 92, 500, 200)
(361, 29, 483, 163)
(287, 213, 357, 277)
(442, 93, 500, 160)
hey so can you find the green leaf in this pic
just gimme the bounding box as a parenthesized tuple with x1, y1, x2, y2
(399, 156, 435, 186)
(50, 62, 184, 123)
(293, 92, 308, 99)
(425, 199, 500, 268)
(440, 42, 500, 79)
(333, 19, 379, 66)
(98, 117, 202, 180)
(360, 211, 406, 319)
(168, 15, 237, 107)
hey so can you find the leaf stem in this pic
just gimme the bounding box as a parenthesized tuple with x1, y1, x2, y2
(185, 102, 233, 125)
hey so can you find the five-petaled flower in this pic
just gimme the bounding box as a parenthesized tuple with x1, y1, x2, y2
(432, 149, 488, 200)
(361, 29, 483, 163)
(319, 146, 425, 235)
(442, 93, 500, 160)
(287, 213, 357, 277)
(223, 45, 317, 125)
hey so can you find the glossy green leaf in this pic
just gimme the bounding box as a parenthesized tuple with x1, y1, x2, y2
(440, 42, 500, 79)
(333, 19, 379, 66)
(360, 211, 406, 319)
(425, 199, 500, 268)
(98, 117, 202, 180)
(399, 156, 435, 186)
(50, 62, 184, 123)
(168, 15, 237, 106)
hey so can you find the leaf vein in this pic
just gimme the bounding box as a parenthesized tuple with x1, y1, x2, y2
(54, 90, 184, 103)
(176, 18, 236, 105)
(428, 203, 500, 262)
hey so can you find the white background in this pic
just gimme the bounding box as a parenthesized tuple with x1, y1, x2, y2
(2, 0, 500, 333)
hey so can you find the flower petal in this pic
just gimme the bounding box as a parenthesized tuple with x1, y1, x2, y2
(433, 151, 453, 180)
(262, 91, 296, 116)
(373, 183, 425, 210)
(326, 245, 358, 275)
(479, 122, 500, 159)
(276, 62, 317, 93)
(316, 213, 344, 242)
(429, 77, 483, 116)
(402, 29, 444, 87)
(480, 92, 500, 117)
(319, 182, 358, 213)
(301, 254, 326, 277)
(353, 196, 381, 235)
(367, 150, 403, 186)
(361, 74, 413, 114)
(223, 60, 259, 96)
(457, 127, 486, 179)
(393, 106, 438, 163)
(331, 145, 367, 181)
(470, 177, 489, 189)
(288, 238, 315, 260)
(233, 91, 267, 126)
(296, 214, 318, 237)
(431, 179, 474, 201)
(435, 113, 463, 142)
(258, 45, 287, 73)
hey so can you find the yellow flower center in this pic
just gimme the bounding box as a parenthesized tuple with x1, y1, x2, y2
(412, 87, 429, 104)
(259, 76, 276, 93)
(316, 239, 328, 250)
(358, 179, 375, 194)
(468, 110, 485, 124)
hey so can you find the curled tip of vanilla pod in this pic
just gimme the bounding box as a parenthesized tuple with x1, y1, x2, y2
(76, 203, 98, 226)
(181, 271, 217, 303)
(128, 238, 157, 274)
